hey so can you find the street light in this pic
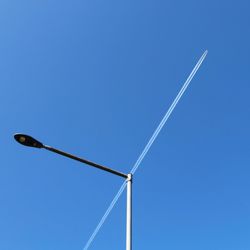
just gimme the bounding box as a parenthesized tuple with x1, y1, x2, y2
(14, 133, 132, 250)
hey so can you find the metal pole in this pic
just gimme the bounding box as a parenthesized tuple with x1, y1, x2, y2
(126, 173, 132, 250)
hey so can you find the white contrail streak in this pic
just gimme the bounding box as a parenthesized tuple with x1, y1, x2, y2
(131, 50, 208, 174)
(83, 181, 127, 250)
(82, 50, 208, 249)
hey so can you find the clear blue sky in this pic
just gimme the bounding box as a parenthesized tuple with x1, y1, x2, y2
(1, 0, 249, 249)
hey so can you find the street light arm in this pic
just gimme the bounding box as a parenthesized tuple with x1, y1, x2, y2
(14, 133, 128, 179)
(43, 145, 128, 179)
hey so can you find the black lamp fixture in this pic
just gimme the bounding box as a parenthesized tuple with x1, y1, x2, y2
(14, 133, 44, 148)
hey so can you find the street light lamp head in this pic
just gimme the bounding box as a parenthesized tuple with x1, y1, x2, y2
(14, 133, 44, 148)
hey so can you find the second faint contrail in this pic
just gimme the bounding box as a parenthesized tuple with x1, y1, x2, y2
(82, 50, 208, 250)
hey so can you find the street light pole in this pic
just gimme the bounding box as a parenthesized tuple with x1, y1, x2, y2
(126, 173, 132, 250)
(14, 133, 132, 250)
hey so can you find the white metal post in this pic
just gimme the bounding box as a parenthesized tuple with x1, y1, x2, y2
(126, 173, 132, 250)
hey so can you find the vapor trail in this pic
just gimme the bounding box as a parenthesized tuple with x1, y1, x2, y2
(83, 181, 127, 250)
(131, 50, 208, 174)
(82, 50, 208, 249)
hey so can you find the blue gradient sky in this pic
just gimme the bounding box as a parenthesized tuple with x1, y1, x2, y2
(1, 0, 250, 249)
